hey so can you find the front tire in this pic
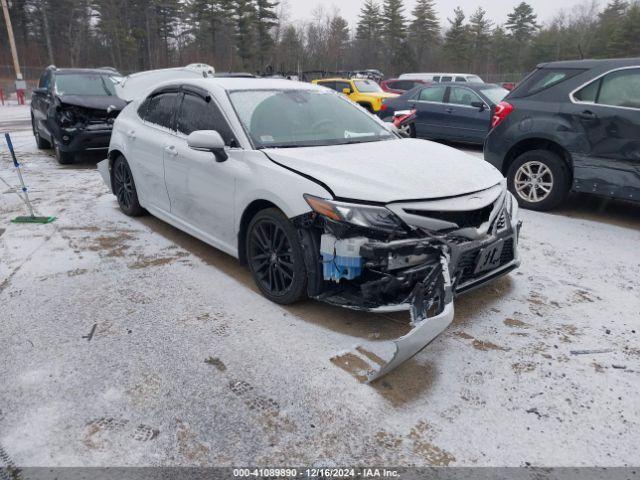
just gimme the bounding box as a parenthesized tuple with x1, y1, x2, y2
(246, 208, 307, 304)
(32, 117, 51, 149)
(53, 141, 75, 164)
(507, 150, 569, 211)
(113, 155, 145, 216)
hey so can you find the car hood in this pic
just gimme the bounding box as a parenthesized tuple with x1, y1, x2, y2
(263, 138, 504, 203)
(57, 94, 127, 111)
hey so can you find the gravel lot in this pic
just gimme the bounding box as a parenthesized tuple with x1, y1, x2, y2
(1, 104, 639, 467)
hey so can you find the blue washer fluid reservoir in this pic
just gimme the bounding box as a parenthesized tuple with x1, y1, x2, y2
(320, 234, 369, 282)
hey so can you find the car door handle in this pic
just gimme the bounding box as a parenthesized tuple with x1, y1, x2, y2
(579, 110, 597, 120)
(126, 129, 136, 139)
(446, 107, 453, 114)
(164, 145, 178, 156)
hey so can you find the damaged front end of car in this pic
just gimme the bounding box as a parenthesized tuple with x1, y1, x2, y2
(293, 181, 521, 382)
(50, 96, 125, 152)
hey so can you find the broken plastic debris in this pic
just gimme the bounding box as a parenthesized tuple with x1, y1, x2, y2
(331, 254, 455, 383)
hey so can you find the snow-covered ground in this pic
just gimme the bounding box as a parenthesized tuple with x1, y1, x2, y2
(1, 104, 639, 467)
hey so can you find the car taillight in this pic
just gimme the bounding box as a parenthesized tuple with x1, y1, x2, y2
(491, 101, 513, 129)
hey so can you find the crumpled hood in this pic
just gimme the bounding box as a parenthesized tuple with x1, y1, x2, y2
(57, 94, 127, 111)
(264, 138, 504, 203)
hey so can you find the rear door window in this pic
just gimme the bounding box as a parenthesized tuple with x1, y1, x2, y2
(141, 92, 178, 129)
(432, 76, 440, 82)
(419, 86, 446, 102)
(441, 76, 453, 82)
(177, 92, 237, 146)
(455, 76, 467, 82)
(448, 87, 482, 106)
(511, 68, 586, 97)
(596, 68, 640, 109)
(573, 68, 640, 109)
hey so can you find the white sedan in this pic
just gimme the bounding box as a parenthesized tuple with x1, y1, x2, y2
(98, 77, 520, 380)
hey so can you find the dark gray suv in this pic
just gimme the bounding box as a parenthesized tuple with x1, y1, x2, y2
(484, 58, 640, 211)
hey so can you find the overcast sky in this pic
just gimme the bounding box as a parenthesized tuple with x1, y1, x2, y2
(284, 0, 580, 29)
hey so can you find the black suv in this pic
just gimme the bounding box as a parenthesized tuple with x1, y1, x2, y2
(31, 66, 126, 164)
(484, 58, 640, 210)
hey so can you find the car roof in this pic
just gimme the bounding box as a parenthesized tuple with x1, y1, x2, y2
(401, 73, 478, 77)
(54, 68, 121, 75)
(435, 82, 501, 90)
(314, 78, 351, 82)
(156, 77, 324, 93)
(537, 57, 640, 69)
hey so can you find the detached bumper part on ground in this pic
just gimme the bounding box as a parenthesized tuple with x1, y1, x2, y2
(296, 184, 521, 381)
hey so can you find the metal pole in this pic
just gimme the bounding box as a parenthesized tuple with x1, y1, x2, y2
(1, 0, 23, 81)
(5, 133, 35, 218)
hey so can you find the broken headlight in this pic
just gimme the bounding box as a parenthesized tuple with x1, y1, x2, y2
(304, 194, 404, 231)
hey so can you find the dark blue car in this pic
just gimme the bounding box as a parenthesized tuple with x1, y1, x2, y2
(379, 82, 508, 145)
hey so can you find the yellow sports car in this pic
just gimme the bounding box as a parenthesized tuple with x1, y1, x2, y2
(312, 78, 398, 113)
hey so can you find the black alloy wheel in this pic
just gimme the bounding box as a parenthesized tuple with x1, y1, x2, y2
(247, 208, 307, 304)
(113, 155, 144, 216)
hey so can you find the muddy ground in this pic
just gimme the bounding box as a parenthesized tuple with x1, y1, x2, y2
(1, 105, 639, 467)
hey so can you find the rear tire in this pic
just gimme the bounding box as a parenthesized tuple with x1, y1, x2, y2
(113, 155, 145, 217)
(53, 141, 75, 164)
(246, 208, 307, 305)
(507, 150, 569, 211)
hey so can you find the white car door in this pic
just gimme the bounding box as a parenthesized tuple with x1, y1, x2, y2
(129, 90, 179, 212)
(163, 89, 239, 250)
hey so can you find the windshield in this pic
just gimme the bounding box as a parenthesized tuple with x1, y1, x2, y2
(229, 89, 395, 148)
(480, 87, 509, 104)
(55, 74, 119, 96)
(354, 80, 383, 93)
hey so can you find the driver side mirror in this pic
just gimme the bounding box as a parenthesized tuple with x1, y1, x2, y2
(342, 87, 352, 95)
(187, 130, 228, 162)
(33, 87, 49, 96)
(471, 101, 486, 112)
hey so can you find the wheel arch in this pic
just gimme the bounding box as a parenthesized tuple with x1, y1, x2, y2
(503, 137, 574, 184)
(237, 199, 282, 265)
(357, 101, 374, 112)
(107, 149, 126, 192)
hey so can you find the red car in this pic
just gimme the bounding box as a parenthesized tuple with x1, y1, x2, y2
(380, 78, 430, 94)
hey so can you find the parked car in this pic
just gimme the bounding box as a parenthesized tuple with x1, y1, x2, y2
(399, 73, 485, 83)
(485, 57, 640, 211)
(31, 66, 126, 164)
(312, 77, 397, 112)
(379, 82, 509, 145)
(98, 78, 520, 378)
(381, 78, 429, 94)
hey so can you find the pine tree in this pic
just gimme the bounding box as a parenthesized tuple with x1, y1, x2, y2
(610, 1, 640, 57)
(505, 2, 539, 43)
(468, 7, 493, 73)
(505, 2, 538, 73)
(594, 0, 628, 56)
(255, 0, 279, 70)
(327, 15, 351, 70)
(235, 0, 257, 70)
(442, 7, 470, 71)
(408, 0, 440, 69)
(355, 0, 383, 68)
(381, 0, 409, 74)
